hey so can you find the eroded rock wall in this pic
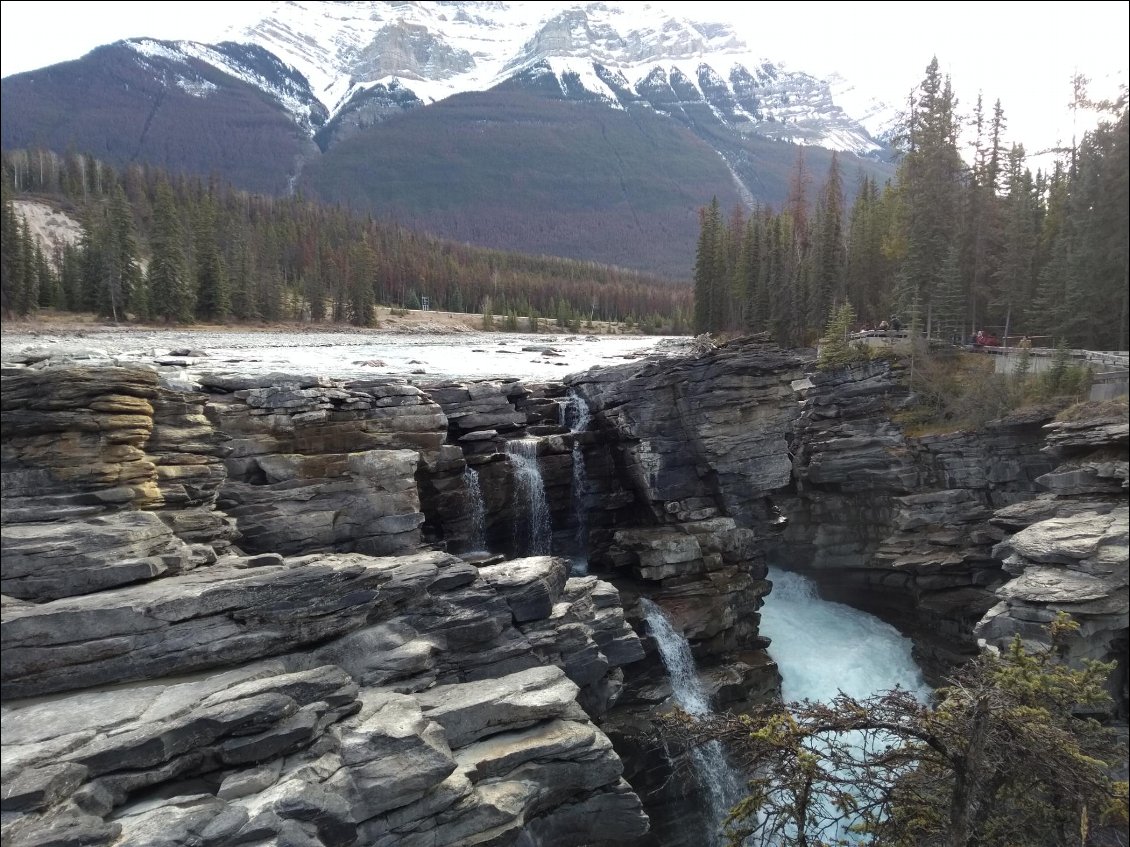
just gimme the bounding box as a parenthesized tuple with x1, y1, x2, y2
(0, 363, 649, 847)
(777, 359, 1059, 671)
(976, 412, 1129, 716)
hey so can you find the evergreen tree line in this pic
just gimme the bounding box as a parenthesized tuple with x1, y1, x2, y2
(0, 151, 692, 330)
(693, 59, 1129, 352)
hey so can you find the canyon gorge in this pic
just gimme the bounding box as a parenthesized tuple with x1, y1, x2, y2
(1, 335, 1126, 847)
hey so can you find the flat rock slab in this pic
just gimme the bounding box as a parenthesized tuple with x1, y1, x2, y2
(1, 512, 193, 601)
(416, 666, 585, 748)
(998, 565, 1124, 606)
(1000, 511, 1125, 566)
(2, 663, 356, 825)
(0, 552, 447, 699)
(325, 690, 456, 822)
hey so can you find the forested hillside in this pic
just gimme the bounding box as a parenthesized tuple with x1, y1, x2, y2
(692, 60, 1129, 352)
(0, 152, 691, 331)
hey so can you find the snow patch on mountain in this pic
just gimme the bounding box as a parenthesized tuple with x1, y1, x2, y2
(127, 37, 325, 131)
(546, 57, 623, 107)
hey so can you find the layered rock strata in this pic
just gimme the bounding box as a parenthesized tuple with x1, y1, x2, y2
(566, 337, 802, 683)
(565, 338, 804, 847)
(0, 362, 650, 847)
(778, 360, 1057, 670)
(976, 408, 1129, 716)
(205, 373, 447, 556)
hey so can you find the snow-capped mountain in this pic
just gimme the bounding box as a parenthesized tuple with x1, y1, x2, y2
(216, 1, 896, 157)
(1, 1, 899, 277)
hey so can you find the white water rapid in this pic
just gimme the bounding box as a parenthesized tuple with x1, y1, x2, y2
(462, 465, 487, 553)
(757, 567, 931, 844)
(641, 599, 745, 846)
(565, 391, 592, 574)
(760, 567, 929, 703)
(505, 438, 552, 555)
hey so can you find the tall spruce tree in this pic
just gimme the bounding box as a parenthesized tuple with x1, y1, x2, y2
(693, 197, 723, 334)
(193, 194, 230, 321)
(149, 181, 194, 323)
(896, 57, 965, 335)
(810, 153, 846, 328)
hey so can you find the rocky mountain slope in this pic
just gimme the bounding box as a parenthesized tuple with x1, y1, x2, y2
(1, 2, 895, 277)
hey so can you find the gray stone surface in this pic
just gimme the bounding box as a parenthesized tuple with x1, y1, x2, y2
(0, 363, 657, 847)
(1, 553, 438, 698)
(479, 556, 569, 623)
(416, 666, 586, 748)
(1, 512, 195, 601)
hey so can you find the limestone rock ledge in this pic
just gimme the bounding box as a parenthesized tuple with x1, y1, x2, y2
(1, 550, 649, 847)
(976, 409, 1129, 716)
(1, 363, 649, 847)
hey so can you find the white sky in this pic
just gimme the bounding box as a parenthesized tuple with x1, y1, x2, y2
(1, 0, 1126, 154)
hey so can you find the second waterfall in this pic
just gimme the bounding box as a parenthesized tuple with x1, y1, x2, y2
(642, 599, 745, 846)
(505, 438, 552, 556)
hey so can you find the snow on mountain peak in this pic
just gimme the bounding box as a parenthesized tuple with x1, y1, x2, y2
(211, 1, 892, 155)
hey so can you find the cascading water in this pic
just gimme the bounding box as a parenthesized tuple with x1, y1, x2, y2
(757, 567, 931, 843)
(462, 465, 487, 553)
(641, 599, 745, 846)
(760, 567, 928, 703)
(565, 390, 592, 575)
(505, 438, 552, 556)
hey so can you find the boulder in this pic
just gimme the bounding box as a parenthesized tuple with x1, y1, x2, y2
(478, 556, 569, 622)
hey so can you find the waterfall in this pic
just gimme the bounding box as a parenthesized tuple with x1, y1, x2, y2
(505, 438, 552, 556)
(757, 567, 931, 843)
(641, 599, 745, 846)
(462, 465, 487, 553)
(760, 568, 928, 703)
(566, 390, 591, 574)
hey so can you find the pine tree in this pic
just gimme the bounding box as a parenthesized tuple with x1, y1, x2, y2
(349, 239, 377, 326)
(16, 219, 38, 316)
(0, 181, 23, 316)
(993, 144, 1038, 343)
(817, 301, 861, 369)
(693, 198, 723, 334)
(896, 58, 965, 335)
(149, 181, 194, 323)
(193, 194, 230, 322)
(810, 153, 846, 328)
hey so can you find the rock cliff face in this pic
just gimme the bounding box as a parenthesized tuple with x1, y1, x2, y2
(976, 411, 1129, 716)
(776, 360, 1059, 672)
(565, 338, 803, 846)
(4, 341, 1124, 846)
(0, 363, 648, 847)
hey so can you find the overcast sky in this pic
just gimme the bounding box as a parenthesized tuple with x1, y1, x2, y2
(1, 0, 1126, 154)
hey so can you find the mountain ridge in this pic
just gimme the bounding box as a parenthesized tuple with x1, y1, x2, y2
(1, 1, 898, 277)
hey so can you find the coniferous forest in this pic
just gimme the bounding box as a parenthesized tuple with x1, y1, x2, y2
(693, 60, 1129, 352)
(0, 153, 692, 332)
(3, 58, 1127, 349)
